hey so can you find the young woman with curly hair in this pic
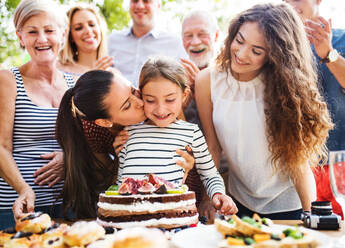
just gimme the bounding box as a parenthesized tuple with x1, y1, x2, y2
(195, 2, 333, 219)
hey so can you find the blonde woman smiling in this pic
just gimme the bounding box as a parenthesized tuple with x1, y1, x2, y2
(58, 3, 115, 81)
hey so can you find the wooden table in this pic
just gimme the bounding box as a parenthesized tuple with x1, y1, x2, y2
(274, 220, 345, 238)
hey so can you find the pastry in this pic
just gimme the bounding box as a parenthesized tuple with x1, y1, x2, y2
(63, 221, 105, 246)
(113, 227, 169, 248)
(16, 212, 52, 233)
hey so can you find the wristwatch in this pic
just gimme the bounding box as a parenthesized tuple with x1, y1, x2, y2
(320, 49, 339, 63)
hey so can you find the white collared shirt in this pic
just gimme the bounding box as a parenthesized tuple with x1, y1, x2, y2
(108, 27, 188, 87)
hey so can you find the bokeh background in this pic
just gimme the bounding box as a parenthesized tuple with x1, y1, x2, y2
(1, 0, 343, 67)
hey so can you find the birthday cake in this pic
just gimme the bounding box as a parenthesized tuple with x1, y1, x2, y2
(96, 174, 199, 229)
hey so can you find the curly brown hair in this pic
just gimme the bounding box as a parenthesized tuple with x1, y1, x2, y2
(216, 3, 333, 179)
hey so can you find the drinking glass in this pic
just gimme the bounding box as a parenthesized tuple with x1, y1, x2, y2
(329, 150, 345, 246)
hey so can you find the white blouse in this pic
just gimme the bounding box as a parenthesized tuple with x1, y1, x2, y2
(210, 68, 306, 214)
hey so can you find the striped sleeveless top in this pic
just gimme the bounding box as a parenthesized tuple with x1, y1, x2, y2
(0, 68, 74, 210)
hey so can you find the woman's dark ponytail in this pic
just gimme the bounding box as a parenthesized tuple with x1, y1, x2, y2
(56, 70, 115, 218)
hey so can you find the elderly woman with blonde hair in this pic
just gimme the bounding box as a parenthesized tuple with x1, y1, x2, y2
(0, 0, 74, 229)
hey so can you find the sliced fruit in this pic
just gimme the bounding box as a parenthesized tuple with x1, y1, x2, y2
(167, 184, 189, 194)
(148, 174, 176, 189)
(107, 185, 119, 191)
(167, 188, 185, 194)
(118, 183, 131, 195)
(227, 237, 245, 246)
(283, 228, 304, 240)
(253, 234, 271, 243)
(228, 218, 235, 224)
(154, 184, 168, 194)
(244, 237, 255, 245)
(181, 184, 189, 192)
(138, 182, 155, 194)
(105, 191, 119, 195)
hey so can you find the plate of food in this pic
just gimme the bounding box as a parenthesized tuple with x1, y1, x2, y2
(0, 211, 171, 248)
(171, 214, 330, 248)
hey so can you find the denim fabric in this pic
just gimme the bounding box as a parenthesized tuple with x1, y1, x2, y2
(315, 29, 345, 151)
(0, 204, 74, 230)
(0, 210, 16, 230)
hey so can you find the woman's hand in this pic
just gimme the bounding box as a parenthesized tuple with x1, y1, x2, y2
(34, 151, 64, 187)
(212, 193, 238, 215)
(113, 130, 129, 155)
(94, 56, 114, 71)
(176, 145, 195, 184)
(12, 186, 35, 220)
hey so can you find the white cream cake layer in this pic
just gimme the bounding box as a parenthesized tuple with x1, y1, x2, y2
(97, 199, 196, 213)
(96, 214, 199, 229)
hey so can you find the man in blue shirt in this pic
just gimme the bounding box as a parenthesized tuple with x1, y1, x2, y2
(285, 0, 345, 215)
(108, 0, 187, 87)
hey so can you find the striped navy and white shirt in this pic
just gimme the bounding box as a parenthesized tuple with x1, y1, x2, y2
(118, 120, 226, 198)
(0, 68, 74, 210)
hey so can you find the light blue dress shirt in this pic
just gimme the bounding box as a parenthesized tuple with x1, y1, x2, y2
(108, 27, 188, 87)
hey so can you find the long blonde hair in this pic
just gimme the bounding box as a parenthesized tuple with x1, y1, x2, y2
(59, 3, 108, 65)
(216, 3, 333, 179)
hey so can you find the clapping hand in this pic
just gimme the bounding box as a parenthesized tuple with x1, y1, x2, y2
(304, 16, 333, 59)
(94, 56, 114, 71)
(180, 58, 200, 108)
(180, 58, 200, 93)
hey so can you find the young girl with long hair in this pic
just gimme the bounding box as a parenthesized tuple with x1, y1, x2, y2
(56, 70, 195, 218)
(195, 2, 333, 219)
(116, 56, 237, 215)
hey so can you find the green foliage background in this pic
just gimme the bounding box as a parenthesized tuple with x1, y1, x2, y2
(0, 0, 21, 66)
(0, 0, 131, 67)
